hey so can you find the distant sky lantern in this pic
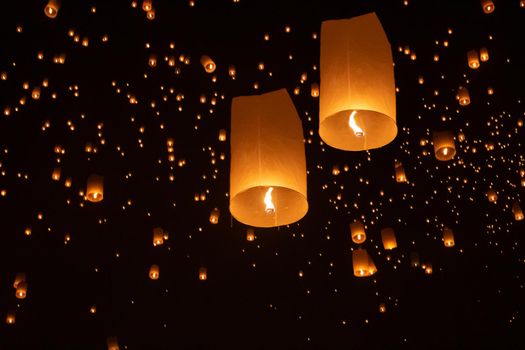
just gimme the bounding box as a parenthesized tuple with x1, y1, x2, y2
(153, 227, 164, 246)
(410, 252, 420, 268)
(6, 312, 15, 325)
(32, 87, 41, 100)
(13, 272, 26, 288)
(424, 263, 433, 274)
(200, 55, 216, 73)
(148, 54, 157, 67)
(381, 227, 397, 250)
(142, 0, 152, 11)
(228, 65, 236, 79)
(394, 162, 407, 183)
(352, 249, 377, 277)
(479, 47, 489, 62)
(320, 13, 397, 151)
(44, 0, 61, 18)
(481, 0, 495, 13)
(486, 189, 498, 202)
(230, 89, 308, 227)
(457, 86, 470, 106)
(149, 265, 160, 280)
(350, 221, 366, 244)
(467, 50, 480, 69)
(107, 337, 120, 350)
(311, 83, 319, 98)
(146, 9, 155, 20)
(209, 208, 220, 224)
(379, 303, 386, 313)
(199, 267, 207, 281)
(512, 202, 524, 221)
(218, 129, 227, 142)
(86, 174, 104, 202)
(246, 228, 255, 241)
(16, 281, 27, 299)
(443, 227, 455, 247)
(433, 131, 456, 161)
(52, 167, 61, 181)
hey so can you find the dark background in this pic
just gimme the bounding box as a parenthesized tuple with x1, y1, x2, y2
(1, 0, 524, 349)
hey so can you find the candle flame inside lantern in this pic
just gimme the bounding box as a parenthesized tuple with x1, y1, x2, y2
(264, 187, 275, 214)
(348, 111, 364, 137)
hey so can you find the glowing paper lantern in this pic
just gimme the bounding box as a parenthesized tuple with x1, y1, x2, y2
(481, 0, 495, 13)
(311, 83, 320, 98)
(142, 0, 152, 11)
(13, 273, 26, 289)
(218, 129, 227, 142)
(153, 227, 164, 246)
(424, 263, 433, 274)
(352, 249, 377, 277)
(410, 252, 420, 268)
(443, 227, 455, 247)
(350, 221, 366, 244)
(199, 267, 207, 281)
(107, 337, 120, 350)
(86, 174, 104, 202)
(16, 282, 27, 299)
(433, 131, 456, 161)
(486, 189, 498, 203)
(467, 50, 480, 69)
(52, 167, 61, 181)
(230, 89, 308, 227)
(379, 303, 386, 313)
(149, 265, 160, 280)
(209, 208, 220, 224)
(480, 47, 489, 62)
(246, 228, 255, 241)
(320, 13, 397, 151)
(44, 0, 60, 18)
(6, 312, 15, 325)
(148, 54, 157, 67)
(200, 55, 216, 73)
(457, 86, 470, 106)
(381, 227, 397, 250)
(394, 162, 407, 183)
(513, 202, 524, 221)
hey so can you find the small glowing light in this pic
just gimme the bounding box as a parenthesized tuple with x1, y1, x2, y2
(264, 187, 275, 214)
(348, 111, 364, 137)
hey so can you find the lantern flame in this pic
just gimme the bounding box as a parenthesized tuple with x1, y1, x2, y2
(348, 111, 364, 137)
(264, 187, 275, 214)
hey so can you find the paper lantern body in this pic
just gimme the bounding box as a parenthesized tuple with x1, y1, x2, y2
(87, 174, 104, 202)
(443, 227, 455, 247)
(482, 0, 495, 13)
(352, 249, 377, 277)
(320, 13, 397, 151)
(44, 0, 60, 18)
(350, 221, 366, 244)
(467, 50, 480, 69)
(381, 227, 397, 250)
(457, 86, 470, 106)
(433, 131, 456, 161)
(230, 89, 308, 227)
(149, 265, 160, 280)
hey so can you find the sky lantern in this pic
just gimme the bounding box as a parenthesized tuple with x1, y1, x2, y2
(52, 167, 61, 181)
(200, 55, 216, 73)
(16, 281, 28, 299)
(320, 13, 396, 151)
(381, 227, 397, 250)
(443, 227, 455, 247)
(246, 228, 255, 241)
(350, 221, 366, 244)
(467, 50, 480, 69)
(86, 174, 104, 202)
(352, 249, 377, 277)
(395, 161, 407, 183)
(6, 312, 15, 325)
(457, 86, 470, 106)
(512, 202, 524, 221)
(229, 89, 308, 227)
(148, 54, 157, 67)
(433, 131, 456, 161)
(486, 189, 498, 203)
(481, 0, 495, 13)
(107, 337, 120, 350)
(480, 47, 489, 62)
(311, 83, 319, 97)
(199, 267, 207, 281)
(424, 263, 433, 274)
(44, 0, 60, 18)
(13, 273, 26, 289)
(149, 265, 160, 280)
(410, 252, 420, 268)
(379, 303, 386, 313)
(153, 227, 164, 246)
(209, 208, 220, 224)
(218, 129, 227, 142)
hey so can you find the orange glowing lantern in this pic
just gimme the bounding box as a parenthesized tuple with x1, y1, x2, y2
(350, 221, 366, 244)
(486, 189, 498, 203)
(200, 55, 216, 73)
(218, 129, 227, 142)
(467, 50, 480, 69)
(457, 86, 470, 106)
(149, 264, 160, 280)
(395, 162, 407, 183)
(107, 337, 120, 350)
(209, 208, 220, 224)
(230, 89, 308, 227)
(320, 13, 397, 151)
(481, 0, 495, 13)
(86, 174, 104, 202)
(153, 227, 164, 246)
(6, 311, 15, 325)
(52, 167, 61, 181)
(480, 47, 489, 62)
(433, 131, 456, 161)
(381, 227, 397, 250)
(352, 249, 377, 277)
(44, 0, 61, 18)
(443, 227, 455, 247)
(311, 83, 319, 98)
(246, 228, 255, 241)
(512, 202, 524, 221)
(199, 267, 207, 281)
(16, 282, 27, 299)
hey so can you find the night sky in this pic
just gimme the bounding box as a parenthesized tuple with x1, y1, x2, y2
(1, 0, 525, 349)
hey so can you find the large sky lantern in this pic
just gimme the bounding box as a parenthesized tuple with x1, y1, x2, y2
(352, 248, 377, 277)
(320, 13, 397, 151)
(480, 47, 489, 62)
(443, 227, 455, 247)
(350, 221, 366, 244)
(44, 0, 61, 18)
(200, 55, 216, 73)
(229, 89, 308, 228)
(16, 281, 28, 299)
(512, 202, 524, 221)
(481, 0, 495, 13)
(433, 131, 456, 161)
(381, 227, 397, 250)
(467, 50, 480, 69)
(106, 337, 120, 350)
(86, 174, 104, 202)
(457, 86, 471, 106)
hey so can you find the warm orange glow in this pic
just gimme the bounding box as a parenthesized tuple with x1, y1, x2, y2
(348, 111, 364, 137)
(264, 187, 276, 215)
